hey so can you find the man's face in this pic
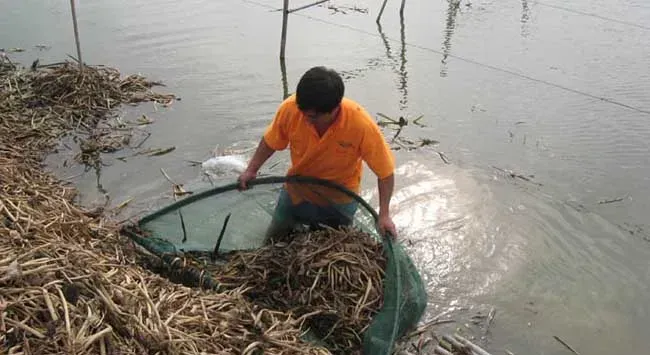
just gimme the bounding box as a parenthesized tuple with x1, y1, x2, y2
(302, 108, 337, 125)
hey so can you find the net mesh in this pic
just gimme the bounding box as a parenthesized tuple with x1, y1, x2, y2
(122, 176, 426, 355)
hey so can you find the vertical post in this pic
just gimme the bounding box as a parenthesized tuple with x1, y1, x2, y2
(69, 0, 83, 73)
(280, 56, 289, 99)
(376, 0, 389, 23)
(400, 0, 406, 17)
(280, 0, 289, 59)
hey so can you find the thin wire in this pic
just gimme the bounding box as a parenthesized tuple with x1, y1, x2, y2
(241, 0, 650, 115)
(533, 1, 650, 31)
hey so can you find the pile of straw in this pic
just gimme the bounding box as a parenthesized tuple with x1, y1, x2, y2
(214, 227, 386, 354)
(0, 60, 330, 354)
(135, 226, 388, 355)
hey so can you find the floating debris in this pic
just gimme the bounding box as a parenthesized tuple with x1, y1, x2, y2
(143, 146, 176, 156)
(553, 335, 580, 355)
(438, 151, 451, 164)
(325, 4, 369, 14)
(201, 154, 249, 176)
(491, 166, 542, 186)
(597, 196, 626, 205)
(390, 136, 441, 151)
(136, 115, 154, 126)
(377, 112, 426, 128)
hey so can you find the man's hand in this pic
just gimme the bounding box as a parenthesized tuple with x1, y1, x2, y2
(238, 138, 276, 190)
(377, 174, 396, 239)
(378, 213, 397, 239)
(238, 168, 257, 190)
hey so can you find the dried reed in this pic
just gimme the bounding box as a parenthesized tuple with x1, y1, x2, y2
(135, 226, 387, 355)
(217, 227, 386, 354)
(0, 60, 330, 354)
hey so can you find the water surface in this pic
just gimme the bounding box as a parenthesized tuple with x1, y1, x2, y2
(2, 0, 649, 353)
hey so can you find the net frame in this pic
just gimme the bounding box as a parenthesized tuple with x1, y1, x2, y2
(120, 175, 421, 355)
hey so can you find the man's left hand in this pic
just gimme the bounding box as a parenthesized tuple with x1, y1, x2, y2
(378, 214, 397, 239)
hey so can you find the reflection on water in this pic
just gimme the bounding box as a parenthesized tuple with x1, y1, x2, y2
(376, 22, 395, 64)
(279, 56, 289, 99)
(376, 15, 409, 110)
(361, 158, 526, 324)
(362, 156, 650, 353)
(521, 0, 531, 37)
(441, 0, 462, 77)
(398, 14, 408, 110)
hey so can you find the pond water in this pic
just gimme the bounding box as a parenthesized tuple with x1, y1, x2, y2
(2, 0, 649, 353)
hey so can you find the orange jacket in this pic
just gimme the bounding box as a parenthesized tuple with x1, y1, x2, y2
(263, 95, 394, 205)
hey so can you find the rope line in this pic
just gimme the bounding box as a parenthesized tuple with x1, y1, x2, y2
(533, 1, 650, 31)
(241, 0, 650, 115)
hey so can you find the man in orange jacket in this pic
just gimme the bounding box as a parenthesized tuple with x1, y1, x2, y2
(238, 66, 397, 240)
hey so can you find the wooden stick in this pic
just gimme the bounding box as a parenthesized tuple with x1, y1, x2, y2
(288, 0, 328, 13)
(69, 0, 84, 73)
(280, 0, 289, 59)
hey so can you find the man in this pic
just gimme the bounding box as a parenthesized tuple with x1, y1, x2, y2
(237, 66, 397, 240)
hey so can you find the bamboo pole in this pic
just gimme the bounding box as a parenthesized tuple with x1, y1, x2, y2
(280, 0, 289, 59)
(69, 0, 83, 73)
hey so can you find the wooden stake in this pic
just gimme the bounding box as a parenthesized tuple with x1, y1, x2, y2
(280, 0, 289, 59)
(280, 56, 289, 99)
(288, 0, 328, 14)
(400, 0, 406, 17)
(69, 0, 83, 73)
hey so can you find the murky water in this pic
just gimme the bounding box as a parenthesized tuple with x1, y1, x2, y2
(2, 0, 650, 353)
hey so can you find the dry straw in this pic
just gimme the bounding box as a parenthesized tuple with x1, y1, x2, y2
(138, 226, 387, 354)
(0, 60, 330, 354)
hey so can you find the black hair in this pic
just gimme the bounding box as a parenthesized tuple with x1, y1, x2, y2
(295, 66, 344, 113)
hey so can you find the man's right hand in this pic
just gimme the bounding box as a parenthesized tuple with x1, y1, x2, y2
(237, 138, 277, 190)
(238, 169, 257, 190)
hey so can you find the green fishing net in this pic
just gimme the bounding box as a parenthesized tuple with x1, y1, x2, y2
(122, 176, 426, 355)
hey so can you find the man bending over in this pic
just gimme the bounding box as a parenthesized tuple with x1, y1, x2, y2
(238, 66, 397, 240)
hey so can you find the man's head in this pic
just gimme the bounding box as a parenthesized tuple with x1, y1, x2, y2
(296, 66, 344, 123)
